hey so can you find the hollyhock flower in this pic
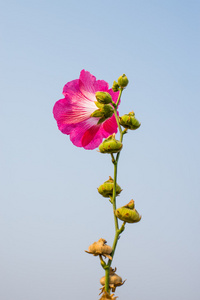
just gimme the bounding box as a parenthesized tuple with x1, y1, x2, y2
(53, 70, 120, 150)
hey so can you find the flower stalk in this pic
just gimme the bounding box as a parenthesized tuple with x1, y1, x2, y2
(104, 88, 126, 293)
(53, 71, 142, 299)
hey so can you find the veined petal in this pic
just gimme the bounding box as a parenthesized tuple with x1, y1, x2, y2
(79, 70, 110, 101)
(53, 96, 97, 125)
(79, 70, 96, 101)
(69, 117, 100, 148)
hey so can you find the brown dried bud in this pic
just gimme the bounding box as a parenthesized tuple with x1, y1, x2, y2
(99, 291, 118, 300)
(100, 267, 126, 293)
(85, 238, 112, 260)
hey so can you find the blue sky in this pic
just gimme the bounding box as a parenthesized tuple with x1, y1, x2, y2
(1, 0, 200, 299)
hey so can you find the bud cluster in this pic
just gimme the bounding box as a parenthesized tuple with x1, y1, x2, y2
(91, 102, 114, 125)
(112, 74, 129, 92)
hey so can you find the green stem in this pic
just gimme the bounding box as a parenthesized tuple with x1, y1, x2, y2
(111, 153, 115, 164)
(116, 128, 127, 162)
(110, 222, 126, 261)
(116, 88, 123, 108)
(104, 266, 110, 292)
(113, 161, 119, 231)
(105, 222, 126, 291)
(111, 87, 123, 109)
(104, 95, 126, 293)
(114, 110, 122, 136)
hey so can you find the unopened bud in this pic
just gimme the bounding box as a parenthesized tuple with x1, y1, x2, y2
(99, 134, 123, 154)
(98, 176, 122, 198)
(115, 200, 141, 223)
(112, 81, 120, 92)
(117, 74, 129, 88)
(91, 102, 114, 124)
(119, 111, 141, 130)
(95, 92, 112, 104)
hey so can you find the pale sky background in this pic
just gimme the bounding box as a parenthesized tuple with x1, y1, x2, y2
(1, 0, 200, 299)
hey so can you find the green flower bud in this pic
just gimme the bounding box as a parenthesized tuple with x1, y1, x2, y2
(98, 176, 122, 198)
(115, 200, 141, 223)
(91, 102, 114, 124)
(99, 134, 123, 154)
(117, 74, 129, 88)
(119, 111, 141, 130)
(95, 91, 112, 104)
(112, 81, 120, 92)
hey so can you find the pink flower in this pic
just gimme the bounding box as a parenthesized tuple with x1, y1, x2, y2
(53, 70, 119, 150)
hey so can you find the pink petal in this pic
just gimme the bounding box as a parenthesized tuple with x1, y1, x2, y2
(79, 70, 109, 100)
(79, 70, 96, 99)
(62, 79, 79, 97)
(94, 80, 109, 92)
(107, 88, 120, 104)
(69, 115, 118, 150)
(82, 126, 109, 150)
(54, 89, 97, 126)
(103, 114, 118, 135)
(69, 117, 100, 148)
(81, 125, 101, 148)
(82, 117, 118, 150)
